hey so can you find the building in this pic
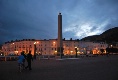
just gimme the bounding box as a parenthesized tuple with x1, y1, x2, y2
(2, 39, 109, 56)
(2, 39, 79, 56)
(79, 41, 108, 54)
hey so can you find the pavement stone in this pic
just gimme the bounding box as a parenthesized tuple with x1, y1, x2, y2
(0, 55, 118, 80)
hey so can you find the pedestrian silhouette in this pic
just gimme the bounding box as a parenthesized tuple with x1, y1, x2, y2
(22, 51, 27, 69)
(25, 51, 33, 70)
(18, 52, 25, 72)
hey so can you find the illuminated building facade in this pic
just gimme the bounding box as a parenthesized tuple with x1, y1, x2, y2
(2, 39, 108, 56)
(79, 41, 108, 54)
(2, 39, 79, 56)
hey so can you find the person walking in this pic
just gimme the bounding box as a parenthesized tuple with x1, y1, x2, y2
(25, 51, 33, 70)
(22, 51, 27, 69)
(18, 52, 25, 72)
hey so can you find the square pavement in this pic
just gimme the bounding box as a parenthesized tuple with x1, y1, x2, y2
(0, 55, 118, 80)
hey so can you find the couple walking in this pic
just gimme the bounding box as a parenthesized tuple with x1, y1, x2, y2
(18, 51, 33, 71)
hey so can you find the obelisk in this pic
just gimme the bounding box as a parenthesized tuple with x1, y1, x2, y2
(57, 13, 63, 58)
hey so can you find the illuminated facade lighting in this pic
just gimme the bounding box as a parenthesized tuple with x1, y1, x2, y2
(2, 40, 108, 55)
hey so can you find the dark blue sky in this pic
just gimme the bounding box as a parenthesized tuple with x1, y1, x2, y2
(0, 0, 118, 44)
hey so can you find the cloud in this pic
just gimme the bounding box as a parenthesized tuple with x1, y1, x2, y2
(0, 0, 118, 44)
(0, 0, 58, 42)
(62, 0, 118, 39)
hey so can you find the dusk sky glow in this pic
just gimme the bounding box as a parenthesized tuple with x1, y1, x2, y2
(0, 0, 118, 44)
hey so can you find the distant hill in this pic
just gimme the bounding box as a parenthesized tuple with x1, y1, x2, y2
(81, 27, 118, 43)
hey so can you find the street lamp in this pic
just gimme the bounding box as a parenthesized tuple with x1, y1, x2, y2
(54, 51, 57, 55)
(75, 47, 77, 58)
(111, 45, 113, 48)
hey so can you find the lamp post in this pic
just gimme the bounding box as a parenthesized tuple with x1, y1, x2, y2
(75, 47, 77, 58)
